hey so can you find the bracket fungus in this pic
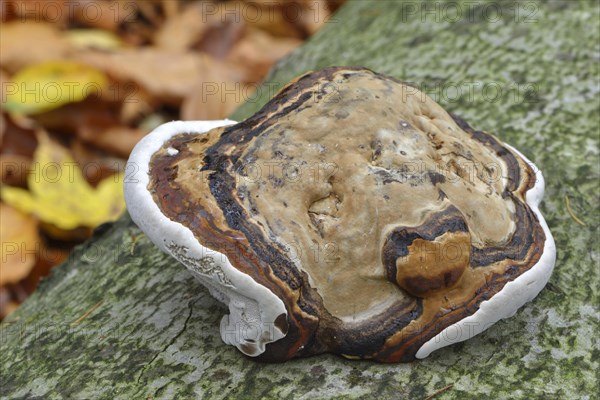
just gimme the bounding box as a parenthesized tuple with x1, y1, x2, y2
(124, 67, 556, 362)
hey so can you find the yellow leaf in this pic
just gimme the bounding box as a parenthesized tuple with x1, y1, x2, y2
(1, 132, 125, 230)
(2, 60, 108, 115)
(66, 29, 123, 51)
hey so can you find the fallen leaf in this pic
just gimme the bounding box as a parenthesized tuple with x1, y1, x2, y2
(0, 2, 13, 20)
(0, 203, 40, 286)
(0, 70, 11, 113)
(8, 0, 71, 26)
(70, 0, 136, 31)
(0, 286, 20, 319)
(4, 112, 38, 131)
(227, 27, 302, 81)
(326, 0, 347, 12)
(0, 154, 32, 188)
(239, 0, 304, 38)
(134, 0, 164, 27)
(0, 113, 5, 140)
(66, 29, 124, 50)
(70, 139, 126, 186)
(197, 11, 247, 60)
(0, 114, 37, 187)
(78, 125, 146, 158)
(119, 86, 156, 124)
(182, 79, 256, 120)
(75, 48, 243, 103)
(3, 61, 109, 115)
(161, 0, 180, 19)
(0, 230, 70, 320)
(154, 2, 216, 52)
(0, 22, 72, 73)
(1, 131, 125, 230)
(30, 97, 145, 157)
(180, 57, 252, 120)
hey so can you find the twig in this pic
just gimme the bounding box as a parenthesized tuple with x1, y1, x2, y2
(71, 300, 103, 326)
(424, 384, 454, 400)
(564, 195, 586, 226)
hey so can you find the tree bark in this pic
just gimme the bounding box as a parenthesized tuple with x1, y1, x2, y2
(2, 1, 598, 398)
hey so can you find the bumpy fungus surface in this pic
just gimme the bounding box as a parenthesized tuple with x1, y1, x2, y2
(127, 67, 554, 362)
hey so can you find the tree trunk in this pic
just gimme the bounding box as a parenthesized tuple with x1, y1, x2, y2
(2, 1, 598, 398)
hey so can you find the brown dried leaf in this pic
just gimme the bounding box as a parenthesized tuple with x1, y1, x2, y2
(69, 139, 125, 187)
(182, 80, 255, 120)
(78, 125, 146, 158)
(0, 203, 40, 286)
(71, 0, 136, 31)
(197, 11, 247, 60)
(0, 22, 71, 73)
(0, 114, 36, 187)
(154, 2, 216, 52)
(180, 57, 253, 120)
(32, 99, 120, 138)
(0, 286, 20, 319)
(9, 1, 71, 26)
(31, 99, 141, 157)
(119, 86, 156, 124)
(227, 28, 302, 81)
(239, 0, 304, 38)
(161, 0, 181, 20)
(326, 0, 347, 12)
(74, 49, 241, 103)
(134, 0, 164, 26)
(0, 113, 5, 140)
(0, 69, 10, 111)
(0, 154, 32, 188)
(240, 0, 335, 37)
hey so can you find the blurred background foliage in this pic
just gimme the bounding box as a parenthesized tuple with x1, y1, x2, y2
(0, 0, 345, 318)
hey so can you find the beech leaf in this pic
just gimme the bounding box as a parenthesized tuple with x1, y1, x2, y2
(1, 132, 125, 230)
(2, 61, 108, 115)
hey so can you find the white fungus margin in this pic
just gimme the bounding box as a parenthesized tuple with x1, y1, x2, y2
(124, 120, 287, 357)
